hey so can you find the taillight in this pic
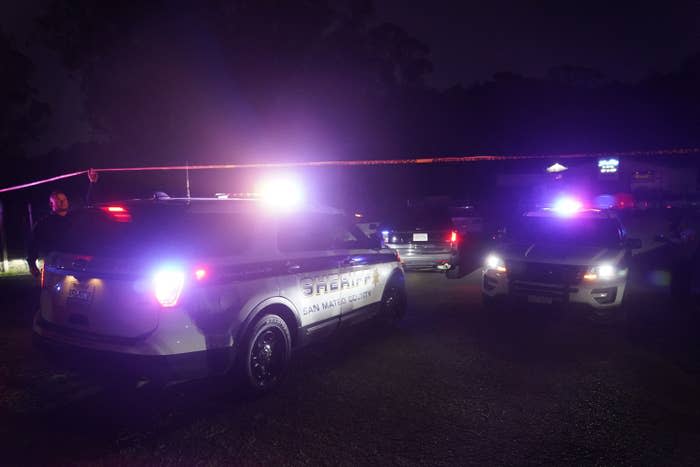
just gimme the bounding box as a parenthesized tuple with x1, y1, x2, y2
(40, 266, 45, 288)
(100, 205, 132, 222)
(449, 230, 458, 243)
(194, 267, 207, 281)
(153, 269, 185, 308)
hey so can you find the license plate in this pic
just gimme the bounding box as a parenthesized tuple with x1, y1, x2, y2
(527, 295, 553, 304)
(413, 233, 428, 242)
(68, 283, 94, 303)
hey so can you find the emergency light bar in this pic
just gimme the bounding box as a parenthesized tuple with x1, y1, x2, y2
(256, 177, 304, 209)
(551, 198, 583, 216)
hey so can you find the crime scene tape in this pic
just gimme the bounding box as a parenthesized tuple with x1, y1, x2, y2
(0, 170, 88, 194)
(1, 147, 699, 194)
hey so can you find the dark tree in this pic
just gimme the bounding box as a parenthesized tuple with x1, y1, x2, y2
(37, 0, 434, 165)
(0, 28, 50, 172)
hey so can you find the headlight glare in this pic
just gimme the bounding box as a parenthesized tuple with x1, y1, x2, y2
(584, 264, 617, 281)
(485, 254, 507, 272)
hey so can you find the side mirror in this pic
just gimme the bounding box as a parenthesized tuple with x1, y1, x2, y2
(626, 238, 642, 249)
(491, 228, 506, 241)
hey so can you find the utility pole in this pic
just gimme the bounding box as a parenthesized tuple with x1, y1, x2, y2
(28, 202, 34, 229)
(0, 201, 8, 273)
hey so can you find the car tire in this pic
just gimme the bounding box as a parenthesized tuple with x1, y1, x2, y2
(237, 313, 292, 395)
(379, 275, 407, 326)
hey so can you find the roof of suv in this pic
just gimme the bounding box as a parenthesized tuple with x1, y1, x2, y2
(524, 208, 619, 220)
(99, 198, 344, 215)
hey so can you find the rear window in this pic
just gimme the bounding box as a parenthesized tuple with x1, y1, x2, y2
(384, 207, 454, 231)
(55, 206, 253, 257)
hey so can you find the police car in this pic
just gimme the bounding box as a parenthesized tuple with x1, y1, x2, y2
(33, 196, 405, 392)
(482, 198, 642, 321)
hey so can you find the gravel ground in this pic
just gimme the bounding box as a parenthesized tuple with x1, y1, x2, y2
(1, 210, 700, 466)
(2, 269, 700, 466)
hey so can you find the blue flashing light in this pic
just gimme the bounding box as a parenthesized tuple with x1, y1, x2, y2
(552, 197, 583, 216)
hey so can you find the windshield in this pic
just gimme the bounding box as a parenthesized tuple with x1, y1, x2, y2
(384, 207, 454, 231)
(508, 216, 622, 247)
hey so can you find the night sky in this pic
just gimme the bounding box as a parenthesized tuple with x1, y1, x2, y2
(1, 0, 699, 158)
(375, 0, 700, 88)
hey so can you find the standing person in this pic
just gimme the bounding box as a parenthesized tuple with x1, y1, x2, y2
(27, 190, 71, 278)
(86, 168, 99, 205)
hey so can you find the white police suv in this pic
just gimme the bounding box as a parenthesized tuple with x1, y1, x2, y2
(33, 197, 405, 392)
(482, 200, 641, 321)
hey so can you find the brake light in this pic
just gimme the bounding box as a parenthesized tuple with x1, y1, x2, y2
(450, 230, 458, 243)
(100, 205, 132, 222)
(153, 269, 185, 308)
(194, 267, 207, 281)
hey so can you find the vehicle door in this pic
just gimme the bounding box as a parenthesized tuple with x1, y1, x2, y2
(276, 214, 344, 340)
(326, 215, 391, 327)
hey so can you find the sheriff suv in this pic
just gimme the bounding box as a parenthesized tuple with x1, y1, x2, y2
(33, 197, 406, 392)
(482, 204, 641, 322)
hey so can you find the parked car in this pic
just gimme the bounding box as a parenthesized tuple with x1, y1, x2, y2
(481, 204, 642, 323)
(380, 205, 459, 271)
(33, 197, 406, 393)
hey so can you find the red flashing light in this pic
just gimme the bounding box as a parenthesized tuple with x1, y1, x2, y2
(100, 205, 132, 222)
(194, 268, 207, 281)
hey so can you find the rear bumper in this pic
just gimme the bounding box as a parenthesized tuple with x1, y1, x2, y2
(395, 250, 457, 270)
(33, 313, 236, 380)
(482, 269, 627, 309)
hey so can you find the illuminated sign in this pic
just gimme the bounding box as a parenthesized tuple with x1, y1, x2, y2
(546, 163, 568, 173)
(598, 158, 619, 174)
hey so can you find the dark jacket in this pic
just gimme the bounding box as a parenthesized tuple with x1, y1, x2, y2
(27, 213, 71, 275)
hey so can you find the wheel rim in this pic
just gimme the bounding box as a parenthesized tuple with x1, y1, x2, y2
(250, 327, 285, 388)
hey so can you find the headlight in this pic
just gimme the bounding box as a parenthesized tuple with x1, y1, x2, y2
(485, 254, 507, 272)
(583, 264, 618, 281)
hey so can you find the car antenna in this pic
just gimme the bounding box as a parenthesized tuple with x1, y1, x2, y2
(185, 160, 191, 201)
